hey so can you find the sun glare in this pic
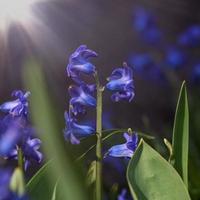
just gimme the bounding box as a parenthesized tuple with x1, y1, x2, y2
(0, 0, 37, 30)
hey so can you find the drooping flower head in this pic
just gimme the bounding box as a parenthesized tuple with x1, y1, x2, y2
(106, 63, 135, 102)
(107, 132, 138, 158)
(67, 45, 98, 84)
(64, 111, 94, 144)
(69, 84, 96, 115)
(0, 90, 30, 117)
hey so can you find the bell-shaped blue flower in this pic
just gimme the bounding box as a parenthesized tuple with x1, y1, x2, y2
(64, 111, 94, 144)
(69, 84, 96, 115)
(107, 132, 138, 158)
(106, 63, 135, 102)
(0, 90, 30, 117)
(178, 25, 200, 47)
(67, 45, 98, 83)
(9, 137, 43, 171)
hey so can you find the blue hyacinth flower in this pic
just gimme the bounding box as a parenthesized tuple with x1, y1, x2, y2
(178, 25, 200, 47)
(106, 63, 135, 102)
(9, 137, 43, 171)
(64, 111, 94, 144)
(0, 90, 30, 117)
(164, 47, 186, 69)
(69, 84, 96, 115)
(107, 132, 138, 158)
(67, 45, 98, 83)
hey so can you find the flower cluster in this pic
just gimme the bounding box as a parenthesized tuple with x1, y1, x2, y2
(0, 90, 42, 170)
(129, 7, 200, 84)
(65, 45, 135, 145)
(64, 45, 97, 144)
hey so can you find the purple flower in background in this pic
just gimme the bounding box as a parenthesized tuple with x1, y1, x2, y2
(129, 53, 153, 71)
(107, 133, 138, 158)
(0, 90, 30, 117)
(64, 111, 94, 144)
(133, 7, 155, 32)
(191, 63, 200, 84)
(106, 63, 135, 102)
(69, 84, 96, 115)
(164, 47, 186, 69)
(67, 45, 98, 84)
(9, 137, 42, 171)
(133, 8, 162, 44)
(178, 25, 200, 47)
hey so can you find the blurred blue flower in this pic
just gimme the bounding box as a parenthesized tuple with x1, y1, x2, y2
(118, 189, 132, 200)
(164, 47, 186, 69)
(106, 63, 135, 102)
(133, 8, 162, 44)
(9, 137, 42, 171)
(69, 84, 96, 115)
(0, 90, 30, 117)
(107, 132, 138, 158)
(64, 111, 94, 144)
(178, 25, 200, 47)
(0, 120, 21, 157)
(67, 45, 98, 84)
(133, 7, 155, 32)
(129, 53, 153, 71)
(191, 63, 200, 84)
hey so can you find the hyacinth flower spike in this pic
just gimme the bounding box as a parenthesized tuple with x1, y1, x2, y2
(0, 90, 30, 117)
(107, 132, 138, 158)
(106, 63, 135, 102)
(64, 111, 95, 144)
(67, 45, 98, 83)
(69, 84, 96, 115)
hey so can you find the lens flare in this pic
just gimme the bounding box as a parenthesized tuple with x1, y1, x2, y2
(0, 0, 37, 30)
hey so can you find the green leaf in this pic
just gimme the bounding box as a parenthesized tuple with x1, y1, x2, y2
(127, 139, 191, 200)
(172, 81, 189, 187)
(26, 161, 54, 200)
(23, 60, 88, 200)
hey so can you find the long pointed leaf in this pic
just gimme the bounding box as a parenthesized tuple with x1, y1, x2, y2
(172, 81, 189, 187)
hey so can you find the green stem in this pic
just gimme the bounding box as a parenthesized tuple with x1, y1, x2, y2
(95, 73, 103, 200)
(17, 147, 24, 171)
